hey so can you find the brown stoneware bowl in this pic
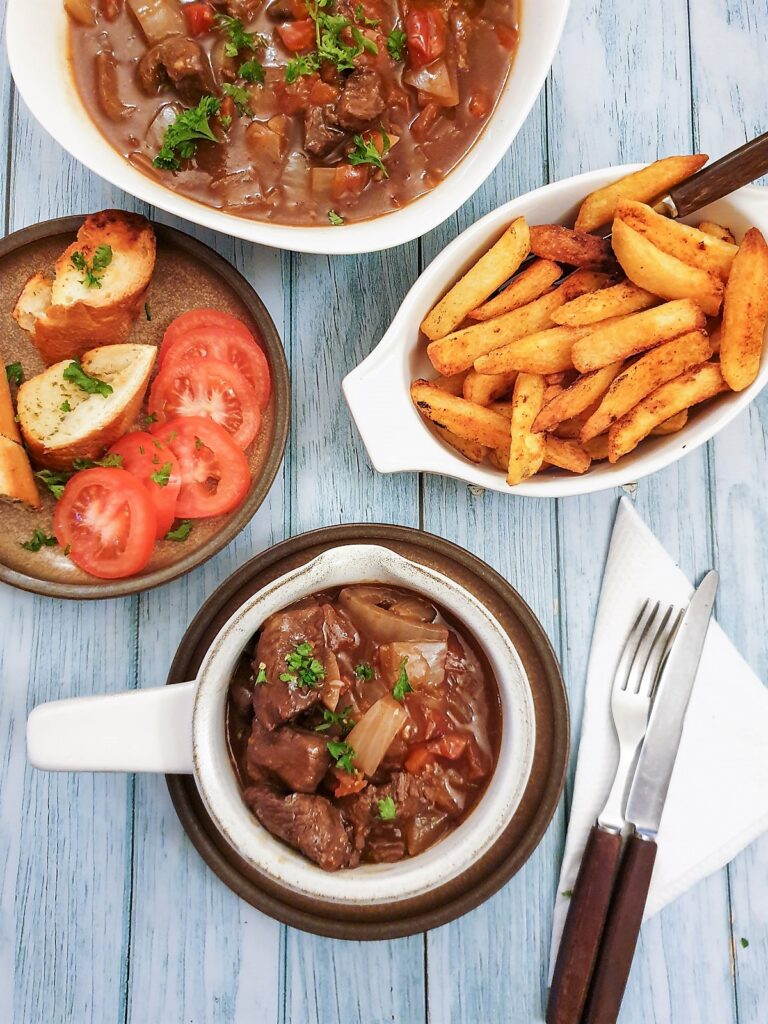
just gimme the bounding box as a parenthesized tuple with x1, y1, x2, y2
(0, 216, 289, 599)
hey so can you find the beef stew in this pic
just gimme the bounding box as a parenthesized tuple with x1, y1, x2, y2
(66, 0, 520, 226)
(227, 583, 502, 870)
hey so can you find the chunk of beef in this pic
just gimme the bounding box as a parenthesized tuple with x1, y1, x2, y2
(341, 771, 424, 851)
(304, 105, 346, 158)
(137, 37, 215, 104)
(218, 0, 262, 16)
(244, 785, 358, 871)
(336, 68, 386, 131)
(252, 603, 358, 730)
(246, 720, 331, 793)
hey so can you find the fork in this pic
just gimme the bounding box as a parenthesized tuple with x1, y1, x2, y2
(546, 600, 680, 1024)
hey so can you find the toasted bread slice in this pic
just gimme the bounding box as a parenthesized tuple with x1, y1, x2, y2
(17, 344, 156, 469)
(0, 435, 41, 508)
(0, 362, 23, 444)
(12, 210, 156, 365)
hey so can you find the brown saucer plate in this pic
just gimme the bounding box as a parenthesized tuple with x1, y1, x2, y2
(166, 524, 569, 940)
(0, 216, 290, 599)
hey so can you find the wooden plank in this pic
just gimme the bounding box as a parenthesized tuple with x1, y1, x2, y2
(282, 232, 425, 1020)
(422, 98, 569, 1022)
(548, 1, 736, 1020)
(688, 3, 768, 1022)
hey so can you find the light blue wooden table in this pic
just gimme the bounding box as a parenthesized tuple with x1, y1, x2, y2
(1, 1, 766, 1021)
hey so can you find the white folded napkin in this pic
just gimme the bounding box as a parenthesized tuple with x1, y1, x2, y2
(549, 497, 768, 974)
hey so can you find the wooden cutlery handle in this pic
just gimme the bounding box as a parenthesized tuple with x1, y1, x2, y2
(582, 833, 658, 1024)
(668, 131, 768, 218)
(546, 826, 623, 1024)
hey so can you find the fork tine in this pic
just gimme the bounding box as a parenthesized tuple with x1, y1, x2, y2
(612, 600, 657, 693)
(635, 605, 679, 698)
(648, 607, 684, 700)
(624, 603, 668, 694)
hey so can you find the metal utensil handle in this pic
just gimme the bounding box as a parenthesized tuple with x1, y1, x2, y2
(668, 131, 768, 218)
(582, 833, 658, 1024)
(546, 826, 623, 1024)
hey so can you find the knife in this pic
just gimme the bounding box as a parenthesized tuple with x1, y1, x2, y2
(582, 570, 719, 1024)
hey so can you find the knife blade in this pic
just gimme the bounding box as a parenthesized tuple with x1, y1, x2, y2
(582, 569, 719, 1024)
(624, 569, 719, 839)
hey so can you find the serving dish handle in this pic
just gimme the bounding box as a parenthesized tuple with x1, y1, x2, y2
(26, 682, 196, 774)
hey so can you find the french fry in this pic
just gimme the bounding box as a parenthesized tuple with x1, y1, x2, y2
(533, 361, 623, 432)
(616, 200, 738, 281)
(543, 435, 591, 474)
(719, 227, 768, 391)
(474, 324, 595, 376)
(544, 371, 570, 385)
(529, 224, 615, 269)
(421, 415, 488, 463)
(651, 410, 688, 435)
(507, 373, 546, 485)
(554, 401, 602, 439)
(584, 434, 610, 460)
(489, 400, 513, 419)
(579, 329, 712, 441)
(543, 384, 566, 404)
(698, 221, 736, 246)
(611, 217, 724, 316)
(432, 371, 469, 396)
(410, 379, 512, 448)
(574, 154, 708, 233)
(552, 279, 658, 326)
(463, 369, 518, 405)
(421, 218, 531, 340)
(571, 298, 706, 372)
(468, 259, 562, 321)
(607, 362, 728, 461)
(488, 447, 509, 471)
(708, 321, 721, 355)
(426, 269, 608, 375)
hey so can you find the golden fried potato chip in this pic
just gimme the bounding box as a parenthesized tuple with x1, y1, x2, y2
(542, 435, 591, 474)
(552, 278, 658, 326)
(468, 259, 562, 321)
(410, 379, 512, 448)
(698, 221, 736, 246)
(529, 224, 615, 269)
(719, 227, 768, 391)
(507, 373, 546, 485)
(462, 369, 518, 405)
(533, 361, 623, 433)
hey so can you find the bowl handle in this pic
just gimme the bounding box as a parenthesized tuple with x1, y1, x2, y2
(26, 681, 196, 774)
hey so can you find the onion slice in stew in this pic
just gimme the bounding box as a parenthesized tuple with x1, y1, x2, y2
(126, 0, 186, 45)
(338, 587, 449, 643)
(65, 0, 95, 25)
(346, 695, 408, 777)
(403, 60, 460, 107)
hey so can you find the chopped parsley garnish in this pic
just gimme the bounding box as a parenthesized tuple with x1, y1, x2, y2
(392, 656, 412, 701)
(153, 95, 221, 171)
(144, 302, 152, 321)
(222, 82, 251, 116)
(72, 453, 123, 470)
(377, 796, 397, 820)
(220, 114, 233, 130)
(561, 889, 573, 899)
(327, 739, 357, 774)
(386, 27, 407, 61)
(194, 435, 203, 450)
(280, 641, 325, 689)
(165, 519, 193, 542)
(355, 3, 380, 26)
(5, 362, 23, 386)
(21, 529, 57, 552)
(63, 361, 113, 398)
(70, 244, 113, 289)
(59, 400, 72, 413)
(740, 937, 749, 949)
(144, 411, 158, 426)
(255, 662, 268, 685)
(239, 58, 265, 84)
(314, 705, 354, 733)
(151, 461, 172, 487)
(349, 130, 390, 176)
(355, 662, 374, 680)
(216, 13, 265, 57)
(35, 468, 70, 500)
(285, 53, 319, 83)
(328, 209, 344, 226)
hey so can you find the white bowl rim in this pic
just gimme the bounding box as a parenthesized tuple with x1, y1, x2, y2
(6, 0, 570, 255)
(191, 542, 537, 905)
(342, 164, 768, 496)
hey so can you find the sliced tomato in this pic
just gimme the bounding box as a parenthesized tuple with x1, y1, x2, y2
(160, 309, 257, 361)
(182, 2, 215, 35)
(404, 743, 435, 774)
(332, 769, 367, 798)
(151, 416, 251, 519)
(107, 431, 182, 539)
(54, 468, 157, 580)
(332, 164, 370, 200)
(405, 9, 447, 67)
(277, 19, 316, 52)
(427, 733, 468, 760)
(148, 357, 261, 449)
(160, 328, 271, 410)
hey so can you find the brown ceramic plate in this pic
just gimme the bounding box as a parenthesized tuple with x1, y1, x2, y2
(0, 216, 289, 599)
(165, 524, 569, 940)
